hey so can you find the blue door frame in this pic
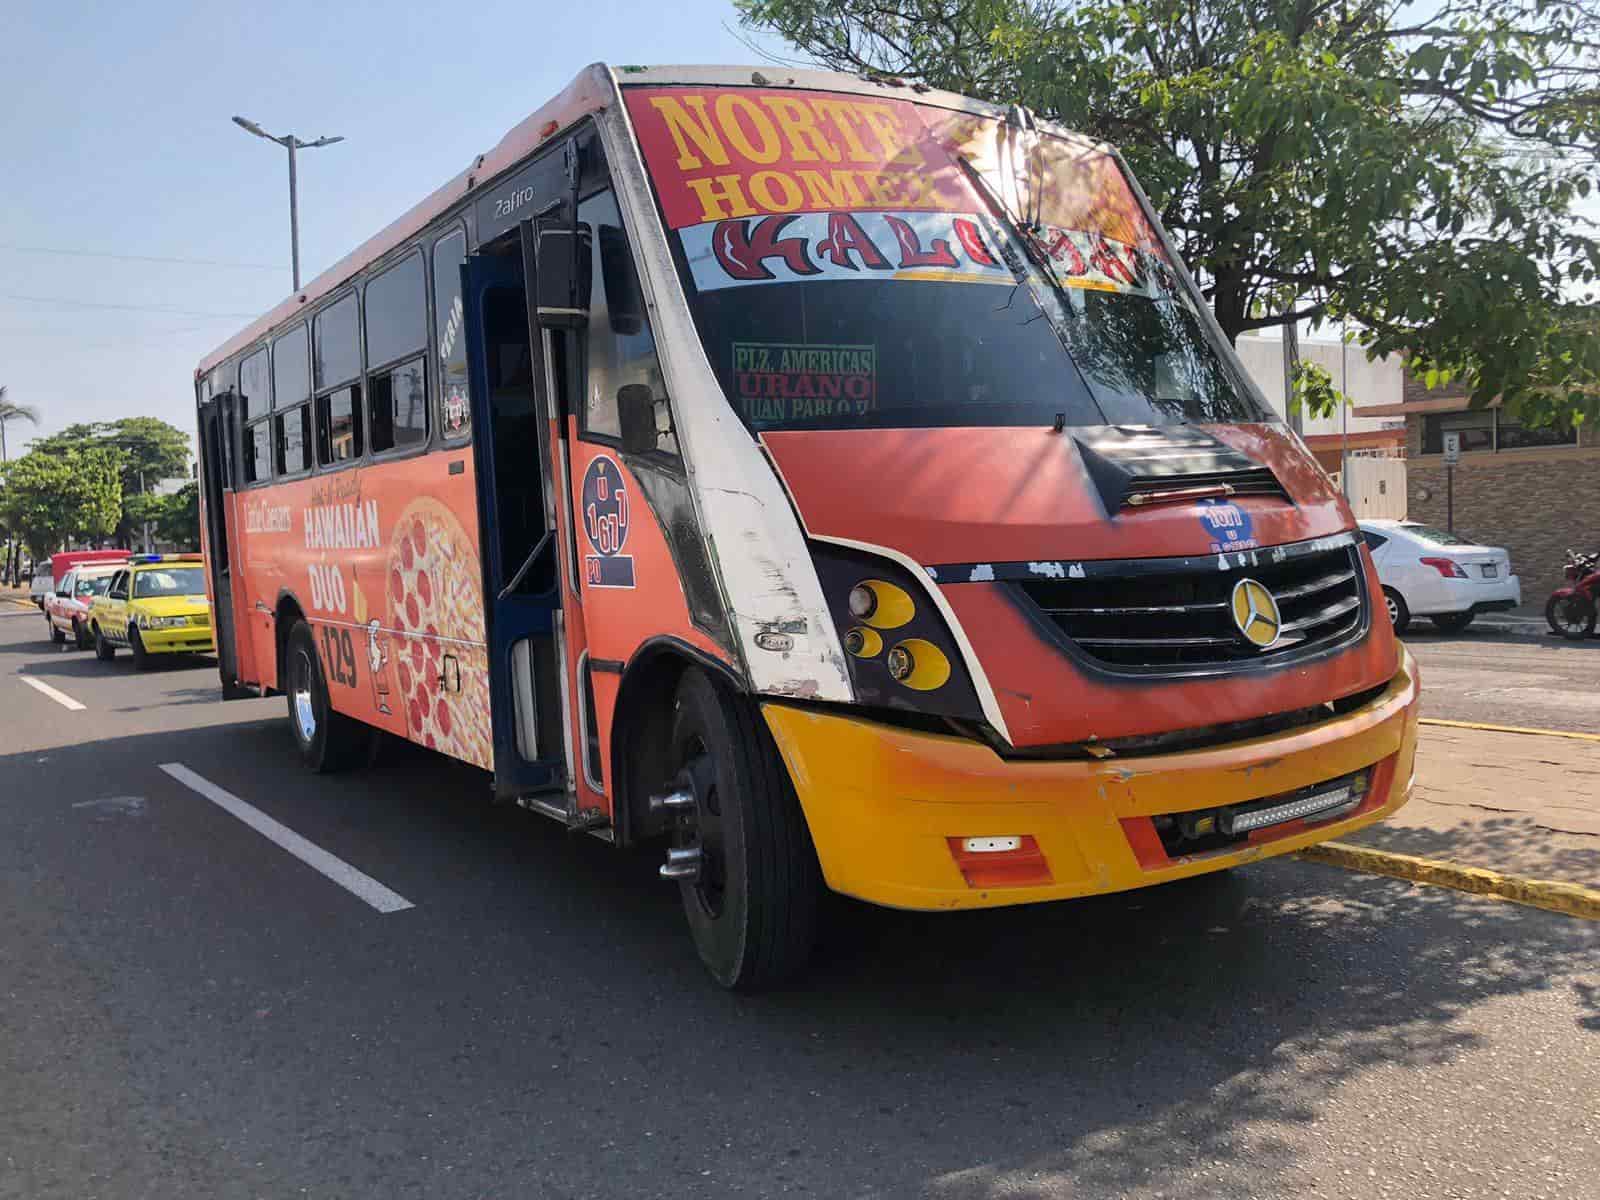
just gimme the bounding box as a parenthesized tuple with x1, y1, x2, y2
(461, 247, 564, 796)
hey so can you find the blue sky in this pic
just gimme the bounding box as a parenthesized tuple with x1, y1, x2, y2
(0, 0, 775, 460)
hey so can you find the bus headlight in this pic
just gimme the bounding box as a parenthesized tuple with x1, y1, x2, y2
(844, 627, 883, 658)
(849, 580, 914, 629)
(886, 639, 952, 691)
(807, 543, 986, 729)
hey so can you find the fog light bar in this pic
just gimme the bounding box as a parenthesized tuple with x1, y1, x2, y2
(1220, 779, 1365, 836)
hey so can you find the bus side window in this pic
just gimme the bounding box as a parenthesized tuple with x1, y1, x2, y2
(209, 363, 237, 489)
(239, 348, 272, 484)
(366, 252, 429, 454)
(314, 292, 363, 466)
(579, 190, 674, 454)
(272, 324, 312, 475)
(433, 229, 470, 442)
(370, 359, 428, 453)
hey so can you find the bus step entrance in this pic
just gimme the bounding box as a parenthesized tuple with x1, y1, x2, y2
(567, 807, 610, 835)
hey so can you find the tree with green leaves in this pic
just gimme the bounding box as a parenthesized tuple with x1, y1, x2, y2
(156, 482, 201, 549)
(0, 385, 41, 463)
(0, 449, 123, 559)
(29, 417, 192, 546)
(739, 0, 1600, 422)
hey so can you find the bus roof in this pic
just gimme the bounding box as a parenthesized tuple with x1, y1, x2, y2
(196, 63, 617, 377)
(195, 63, 1069, 379)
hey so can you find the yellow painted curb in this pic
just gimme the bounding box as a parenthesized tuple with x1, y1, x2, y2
(1419, 717, 1600, 744)
(1298, 841, 1600, 920)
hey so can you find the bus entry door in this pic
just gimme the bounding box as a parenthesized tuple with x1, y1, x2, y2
(461, 250, 565, 799)
(197, 388, 253, 698)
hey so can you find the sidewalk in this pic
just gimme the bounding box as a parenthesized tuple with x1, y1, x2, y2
(1343, 722, 1600, 887)
(1473, 600, 1551, 633)
(0, 585, 38, 612)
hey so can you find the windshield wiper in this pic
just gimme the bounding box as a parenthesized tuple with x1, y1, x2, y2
(954, 155, 1107, 425)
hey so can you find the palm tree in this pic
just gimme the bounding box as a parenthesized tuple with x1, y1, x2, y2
(0, 386, 42, 463)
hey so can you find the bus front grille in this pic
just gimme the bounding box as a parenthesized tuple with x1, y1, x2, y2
(1013, 538, 1367, 673)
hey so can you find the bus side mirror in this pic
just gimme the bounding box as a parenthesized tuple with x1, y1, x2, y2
(534, 220, 592, 330)
(597, 225, 643, 336)
(618, 384, 658, 455)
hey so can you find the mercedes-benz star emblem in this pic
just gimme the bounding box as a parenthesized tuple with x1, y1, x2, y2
(1230, 578, 1282, 649)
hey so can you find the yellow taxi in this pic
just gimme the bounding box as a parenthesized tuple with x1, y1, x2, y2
(89, 554, 215, 668)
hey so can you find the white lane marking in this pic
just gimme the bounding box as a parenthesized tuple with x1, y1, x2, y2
(158, 762, 415, 914)
(20, 674, 87, 711)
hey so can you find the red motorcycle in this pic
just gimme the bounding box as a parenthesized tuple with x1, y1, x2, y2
(1546, 549, 1599, 640)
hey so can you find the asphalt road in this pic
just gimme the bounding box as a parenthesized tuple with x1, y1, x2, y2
(2, 606, 1597, 1200)
(1402, 619, 1600, 733)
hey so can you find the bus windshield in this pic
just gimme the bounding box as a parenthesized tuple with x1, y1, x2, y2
(625, 86, 1271, 433)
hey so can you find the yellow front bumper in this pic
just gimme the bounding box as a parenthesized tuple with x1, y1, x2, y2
(763, 649, 1419, 910)
(139, 623, 216, 653)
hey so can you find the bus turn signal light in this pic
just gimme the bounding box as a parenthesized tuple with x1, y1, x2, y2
(947, 835, 1051, 889)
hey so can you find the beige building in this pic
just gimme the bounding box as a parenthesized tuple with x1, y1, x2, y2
(1234, 335, 1408, 472)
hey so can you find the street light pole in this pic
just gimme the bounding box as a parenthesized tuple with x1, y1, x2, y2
(287, 136, 300, 293)
(232, 116, 344, 292)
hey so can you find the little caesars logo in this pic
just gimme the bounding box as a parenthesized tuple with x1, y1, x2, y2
(244, 502, 292, 534)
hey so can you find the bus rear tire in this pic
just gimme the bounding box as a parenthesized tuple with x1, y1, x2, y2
(667, 667, 821, 991)
(285, 621, 367, 773)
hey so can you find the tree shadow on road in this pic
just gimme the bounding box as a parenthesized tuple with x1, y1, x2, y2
(7, 719, 1597, 1200)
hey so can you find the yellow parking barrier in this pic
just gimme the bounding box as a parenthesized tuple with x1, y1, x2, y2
(1299, 840, 1600, 920)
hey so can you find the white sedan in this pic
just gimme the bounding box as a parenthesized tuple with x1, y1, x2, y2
(1359, 519, 1521, 635)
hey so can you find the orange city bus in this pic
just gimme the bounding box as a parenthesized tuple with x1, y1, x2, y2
(195, 63, 1420, 988)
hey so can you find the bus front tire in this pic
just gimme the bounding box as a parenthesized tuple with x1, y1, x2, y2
(93, 625, 115, 661)
(667, 667, 821, 991)
(285, 622, 367, 773)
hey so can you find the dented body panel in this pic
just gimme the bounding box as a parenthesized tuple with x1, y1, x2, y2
(763, 649, 1419, 910)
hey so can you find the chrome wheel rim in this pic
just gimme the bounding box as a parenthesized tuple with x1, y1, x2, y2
(1385, 595, 1399, 625)
(292, 649, 317, 742)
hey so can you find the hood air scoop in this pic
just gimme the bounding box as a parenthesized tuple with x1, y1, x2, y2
(1074, 426, 1289, 514)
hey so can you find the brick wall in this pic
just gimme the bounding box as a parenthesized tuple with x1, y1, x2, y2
(1401, 368, 1471, 407)
(1398, 364, 1599, 595)
(1406, 447, 1600, 595)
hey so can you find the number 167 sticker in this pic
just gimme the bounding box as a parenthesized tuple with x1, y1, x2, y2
(581, 456, 636, 588)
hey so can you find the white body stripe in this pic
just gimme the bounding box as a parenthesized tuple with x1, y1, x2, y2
(599, 87, 855, 704)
